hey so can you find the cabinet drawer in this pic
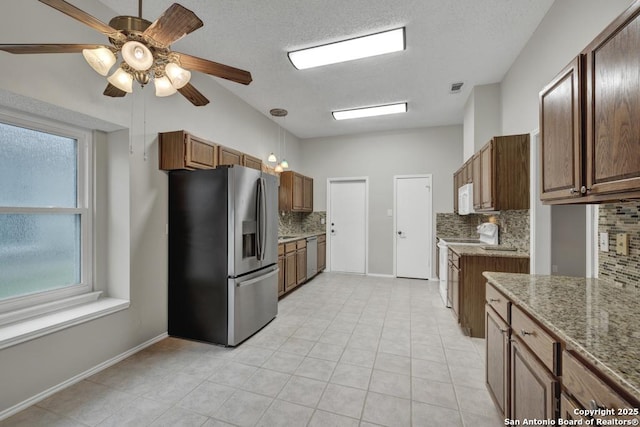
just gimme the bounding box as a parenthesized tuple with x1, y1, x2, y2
(285, 242, 297, 253)
(511, 305, 558, 374)
(317, 234, 326, 243)
(486, 283, 509, 322)
(278, 244, 284, 256)
(562, 351, 636, 420)
(296, 239, 306, 249)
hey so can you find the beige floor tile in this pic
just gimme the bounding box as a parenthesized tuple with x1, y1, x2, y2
(307, 410, 359, 427)
(412, 377, 459, 409)
(277, 375, 327, 407)
(368, 370, 411, 399)
(317, 383, 367, 419)
(212, 390, 273, 427)
(412, 401, 463, 427)
(361, 391, 411, 427)
(255, 399, 314, 427)
(330, 363, 372, 390)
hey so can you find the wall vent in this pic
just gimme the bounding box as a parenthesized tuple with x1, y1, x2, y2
(450, 82, 464, 93)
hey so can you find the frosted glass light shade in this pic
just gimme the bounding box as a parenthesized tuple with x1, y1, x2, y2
(154, 76, 177, 97)
(165, 63, 191, 89)
(82, 47, 116, 76)
(274, 164, 284, 173)
(267, 153, 277, 162)
(121, 41, 154, 71)
(280, 159, 289, 169)
(107, 68, 133, 93)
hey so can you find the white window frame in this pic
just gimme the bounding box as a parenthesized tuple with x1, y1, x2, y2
(0, 109, 98, 326)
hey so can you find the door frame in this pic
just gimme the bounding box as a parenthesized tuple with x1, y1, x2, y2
(393, 174, 433, 278)
(326, 177, 369, 274)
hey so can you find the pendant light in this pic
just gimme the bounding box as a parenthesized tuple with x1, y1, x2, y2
(270, 108, 290, 170)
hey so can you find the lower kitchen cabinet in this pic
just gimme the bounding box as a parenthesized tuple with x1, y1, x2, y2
(284, 242, 297, 293)
(296, 239, 307, 285)
(510, 336, 558, 421)
(277, 244, 285, 297)
(317, 234, 326, 271)
(485, 305, 509, 418)
(448, 248, 529, 338)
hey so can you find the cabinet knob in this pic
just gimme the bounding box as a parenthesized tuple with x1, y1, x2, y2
(589, 399, 606, 411)
(570, 188, 579, 195)
(520, 329, 533, 337)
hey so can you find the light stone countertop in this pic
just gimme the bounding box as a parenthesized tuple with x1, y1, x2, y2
(278, 231, 326, 244)
(449, 245, 530, 259)
(483, 272, 640, 402)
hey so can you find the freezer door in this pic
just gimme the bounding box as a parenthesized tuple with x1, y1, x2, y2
(229, 166, 278, 276)
(228, 265, 278, 346)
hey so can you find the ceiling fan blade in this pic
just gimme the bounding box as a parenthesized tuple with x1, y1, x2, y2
(0, 44, 107, 54)
(178, 83, 209, 106)
(174, 52, 252, 85)
(103, 83, 127, 98)
(143, 4, 203, 48)
(38, 0, 123, 40)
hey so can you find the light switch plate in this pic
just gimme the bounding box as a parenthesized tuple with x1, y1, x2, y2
(616, 233, 629, 255)
(600, 232, 609, 252)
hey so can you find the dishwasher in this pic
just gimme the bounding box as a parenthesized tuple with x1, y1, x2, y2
(306, 236, 318, 278)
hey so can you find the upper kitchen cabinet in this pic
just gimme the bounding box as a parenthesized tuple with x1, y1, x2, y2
(279, 171, 313, 212)
(539, 57, 583, 202)
(217, 145, 243, 166)
(540, 1, 640, 204)
(476, 134, 530, 211)
(472, 153, 481, 207)
(242, 153, 263, 171)
(159, 130, 217, 171)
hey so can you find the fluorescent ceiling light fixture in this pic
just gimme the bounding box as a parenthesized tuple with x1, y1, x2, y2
(332, 102, 407, 120)
(289, 27, 405, 70)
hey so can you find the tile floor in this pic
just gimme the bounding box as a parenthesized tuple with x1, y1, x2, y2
(0, 273, 502, 427)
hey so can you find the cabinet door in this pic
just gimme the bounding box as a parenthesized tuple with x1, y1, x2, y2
(472, 153, 481, 208)
(303, 176, 313, 212)
(510, 337, 557, 422)
(486, 306, 510, 418)
(585, 4, 640, 197)
(242, 154, 262, 171)
(292, 173, 304, 211)
(277, 255, 285, 296)
(453, 171, 461, 213)
(539, 57, 583, 201)
(285, 252, 297, 291)
(296, 248, 307, 284)
(480, 142, 494, 209)
(218, 145, 242, 166)
(185, 134, 217, 169)
(318, 240, 326, 271)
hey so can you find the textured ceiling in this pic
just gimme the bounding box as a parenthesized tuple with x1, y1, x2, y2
(96, 1, 552, 138)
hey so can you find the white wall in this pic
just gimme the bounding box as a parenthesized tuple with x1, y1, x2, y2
(463, 84, 501, 161)
(498, 0, 633, 275)
(300, 126, 463, 275)
(0, 0, 300, 414)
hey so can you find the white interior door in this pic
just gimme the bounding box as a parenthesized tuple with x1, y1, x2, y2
(328, 179, 366, 274)
(395, 175, 432, 279)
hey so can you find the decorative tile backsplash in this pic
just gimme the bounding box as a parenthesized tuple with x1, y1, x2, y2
(598, 202, 640, 287)
(278, 211, 326, 235)
(436, 210, 530, 253)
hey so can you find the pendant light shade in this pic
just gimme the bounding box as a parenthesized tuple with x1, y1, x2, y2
(121, 41, 154, 71)
(154, 76, 177, 97)
(267, 153, 277, 163)
(82, 47, 116, 76)
(165, 62, 191, 89)
(274, 164, 284, 173)
(280, 159, 289, 169)
(107, 67, 134, 93)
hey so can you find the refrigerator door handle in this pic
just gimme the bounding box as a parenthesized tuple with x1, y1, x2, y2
(258, 177, 267, 261)
(256, 178, 263, 260)
(236, 268, 279, 287)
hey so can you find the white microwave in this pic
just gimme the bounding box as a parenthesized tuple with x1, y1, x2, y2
(458, 183, 475, 215)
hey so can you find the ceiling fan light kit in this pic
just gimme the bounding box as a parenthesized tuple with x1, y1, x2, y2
(0, 0, 253, 106)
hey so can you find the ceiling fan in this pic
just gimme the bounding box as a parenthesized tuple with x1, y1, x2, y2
(0, 0, 253, 106)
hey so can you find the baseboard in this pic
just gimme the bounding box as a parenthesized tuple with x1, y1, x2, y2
(366, 273, 395, 278)
(0, 332, 168, 421)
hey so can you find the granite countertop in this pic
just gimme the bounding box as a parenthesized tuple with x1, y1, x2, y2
(449, 245, 530, 259)
(483, 272, 640, 402)
(278, 231, 326, 244)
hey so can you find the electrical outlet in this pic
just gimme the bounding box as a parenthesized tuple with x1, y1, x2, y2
(320, 218, 325, 225)
(616, 233, 629, 255)
(600, 232, 609, 252)
(552, 265, 558, 273)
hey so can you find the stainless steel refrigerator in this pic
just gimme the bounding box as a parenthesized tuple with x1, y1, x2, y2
(168, 165, 278, 346)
